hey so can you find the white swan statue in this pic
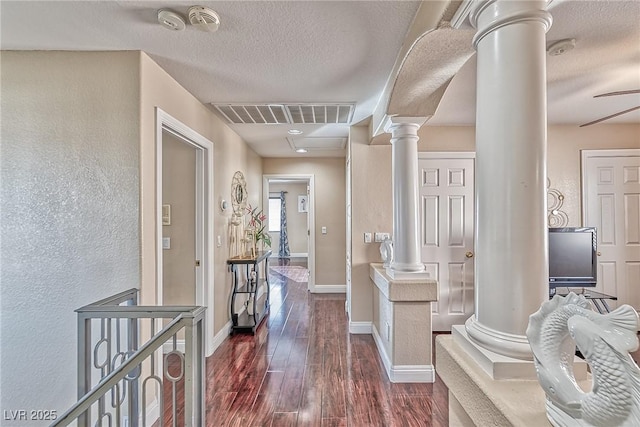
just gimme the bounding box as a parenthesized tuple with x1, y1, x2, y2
(526, 292, 640, 426)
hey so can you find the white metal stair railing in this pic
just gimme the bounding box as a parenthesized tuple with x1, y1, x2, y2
(51, 289, 205, 427)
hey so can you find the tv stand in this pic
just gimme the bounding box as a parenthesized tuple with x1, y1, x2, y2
(551, 287, 617, 313)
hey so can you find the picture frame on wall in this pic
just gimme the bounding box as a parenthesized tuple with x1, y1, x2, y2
(298, 195, 308, 213)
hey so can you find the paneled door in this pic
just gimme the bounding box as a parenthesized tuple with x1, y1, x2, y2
(419, 154, 475, 331)
(583, 149, 640, 310)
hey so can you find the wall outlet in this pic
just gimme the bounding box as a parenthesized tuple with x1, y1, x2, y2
(374, 232, 390, 243)
(364, 233, 372, 243)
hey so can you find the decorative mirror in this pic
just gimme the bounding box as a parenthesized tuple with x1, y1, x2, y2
(231, 171, 247, 216)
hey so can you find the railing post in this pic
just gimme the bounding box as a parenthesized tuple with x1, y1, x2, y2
(183, 319, 194, 427)
(77, 314, 91, 427)
(196, 316, 205, 426)
(128, 297, 139, 427)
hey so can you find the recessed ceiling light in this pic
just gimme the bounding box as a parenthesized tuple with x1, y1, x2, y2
(296, 148, 308, 153)
(288, 129, 303, 135)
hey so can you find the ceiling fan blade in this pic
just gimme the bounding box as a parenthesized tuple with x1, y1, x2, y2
(594, 89, 640, 98)
(579, 105, 640, 127)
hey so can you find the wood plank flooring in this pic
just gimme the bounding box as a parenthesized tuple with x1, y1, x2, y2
(160, 258, 449, 426)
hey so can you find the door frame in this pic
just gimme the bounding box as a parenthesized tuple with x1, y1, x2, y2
(156, 108, 216, 356)
(262, 174, 316, 292)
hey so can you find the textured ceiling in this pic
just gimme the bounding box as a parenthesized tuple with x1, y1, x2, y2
(429, 0, 640, 126)
(0, 0, 421, 157)
(1, 1, 639, 157)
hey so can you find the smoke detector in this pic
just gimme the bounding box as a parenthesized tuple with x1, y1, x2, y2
(188, 6, 220, 32)
(547, 39, 576, 56)
(157, 9, 186, 31)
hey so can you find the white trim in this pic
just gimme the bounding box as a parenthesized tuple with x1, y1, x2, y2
(163, 339, 185, 354)
(211, 320, 232, 352)
(312, 284, 346, 293)
(142, 398, 160, 426)
(155, 108, 217, 357)
(372, 325, 435, 383)
(288, 252, 308, 258)
(581, 149, 640, 224)
(263, 174, 316, 292)
(349, 321, 372, 334)
(418, 151, 476, 159)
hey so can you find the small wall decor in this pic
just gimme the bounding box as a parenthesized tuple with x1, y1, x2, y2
(231, 171, 248, 216)
(229, 171, 248, 257)
(298, 195, 308, 213)
(547, 178, 568, 227)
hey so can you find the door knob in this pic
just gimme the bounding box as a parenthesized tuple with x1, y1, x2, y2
(465, 251, 474, 258)
(597, 251, 601, 256)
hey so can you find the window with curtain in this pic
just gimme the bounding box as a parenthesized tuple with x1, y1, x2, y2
(268, 197, 281, 232)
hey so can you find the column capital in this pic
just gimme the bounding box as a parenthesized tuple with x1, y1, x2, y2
(469, 0, 552, 49)
(383, 116, 428, 135)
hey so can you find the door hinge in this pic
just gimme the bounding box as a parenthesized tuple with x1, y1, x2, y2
(195, 260, 201, 267)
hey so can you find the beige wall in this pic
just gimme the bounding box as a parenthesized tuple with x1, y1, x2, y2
(268, 182, 308, 255)
(349, 123, 640, 325)
(349, 126, 391, 322)
(162, 131, 196, 306)
(263, 158, 346, 285)
(417, 124, 640, 225)
(547, 124, 640, 225)
(1, 51, 141, 420)
(140, 52, 262, 334)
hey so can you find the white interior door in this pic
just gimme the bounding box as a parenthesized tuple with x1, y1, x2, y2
(583, 150, 640, 310)
(419, 154, 475, 331)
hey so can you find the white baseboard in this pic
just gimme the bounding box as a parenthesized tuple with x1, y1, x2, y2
(289, 252, 308, 258)
(349, 321, 372, 334)
(141, 397, 160, 426)
(312, 284, 346, 293)
(372, 325, 434, 383)
(164, 320, 232, 356)
(211, 320, 231, 355)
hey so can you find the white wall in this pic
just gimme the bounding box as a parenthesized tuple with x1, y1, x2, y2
(0, 51, 141, 422)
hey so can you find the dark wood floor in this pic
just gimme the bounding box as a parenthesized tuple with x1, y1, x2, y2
(162, 258, 449, 426)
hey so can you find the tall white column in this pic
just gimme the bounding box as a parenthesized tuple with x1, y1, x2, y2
(384, 117, 427, 276)
(465, 0, 552, 359)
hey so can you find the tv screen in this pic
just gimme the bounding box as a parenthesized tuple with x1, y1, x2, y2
(548, 227, 597, 288)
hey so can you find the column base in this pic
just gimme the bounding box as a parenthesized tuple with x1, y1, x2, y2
(436, 335, 591, 427)
(465, 315, 534, 360)
(386, 265, 429, 280)
(453, 325, 587, 380)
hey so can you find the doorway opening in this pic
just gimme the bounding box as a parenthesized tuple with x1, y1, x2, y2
(263, 174, 315, 291)
(156, 108, 216, 356)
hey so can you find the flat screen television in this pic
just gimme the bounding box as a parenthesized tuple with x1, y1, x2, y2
(548, 227, 597, 288)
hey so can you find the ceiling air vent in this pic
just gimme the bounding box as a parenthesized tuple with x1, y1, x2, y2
(285, 104, 354, 124)
(213, 103, 355, 125)
(214, 104, 289, 124)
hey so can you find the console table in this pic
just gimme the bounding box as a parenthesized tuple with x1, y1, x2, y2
(227, 250, 271, 334)
(551, 287, 617, 313)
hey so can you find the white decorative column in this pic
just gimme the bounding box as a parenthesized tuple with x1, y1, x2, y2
(383, 116, 428, 278)
(464, 0, 552, 359)
(367, 116, 437, 383)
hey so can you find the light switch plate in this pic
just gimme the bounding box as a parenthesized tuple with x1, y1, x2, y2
(364, 233, 372, 243)
(162, 237, 171, 249)
(321, 226, 327, 234)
